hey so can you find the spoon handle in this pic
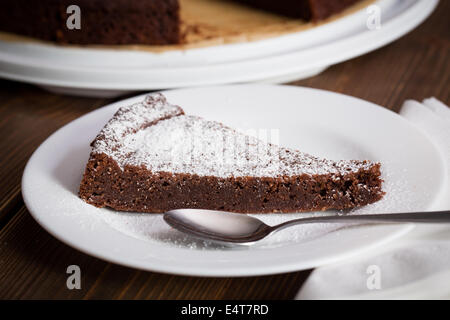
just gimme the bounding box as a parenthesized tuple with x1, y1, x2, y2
(272, 210, 450, 233)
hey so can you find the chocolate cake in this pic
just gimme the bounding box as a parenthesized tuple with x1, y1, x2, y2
(79, 93, 384, 213)
(0, 0, 180, 45)
(0, 0, 362, 46)
(233, 0, 363, 20)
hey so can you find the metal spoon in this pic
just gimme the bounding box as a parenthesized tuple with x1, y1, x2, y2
(163, 209, 450, 244)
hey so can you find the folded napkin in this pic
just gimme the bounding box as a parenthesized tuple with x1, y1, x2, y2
(296, 98, 450, 300)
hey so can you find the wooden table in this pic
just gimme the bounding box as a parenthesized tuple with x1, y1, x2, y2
(0, 2, 448, 300)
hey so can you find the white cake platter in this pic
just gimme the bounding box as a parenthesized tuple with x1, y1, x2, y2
(0, 0, 439, 97)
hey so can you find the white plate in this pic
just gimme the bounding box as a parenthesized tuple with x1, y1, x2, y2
(22, 85, 448, 276)
(0, 0, 438, 97)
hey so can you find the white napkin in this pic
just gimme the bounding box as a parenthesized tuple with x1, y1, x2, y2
(296, 98, 450, 300)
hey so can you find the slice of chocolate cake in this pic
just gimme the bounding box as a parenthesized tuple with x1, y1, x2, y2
(79, 93, 384, 213)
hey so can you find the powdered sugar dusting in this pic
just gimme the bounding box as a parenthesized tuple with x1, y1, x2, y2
(92, 93, 183, 154)
(91, 93, 377, 178)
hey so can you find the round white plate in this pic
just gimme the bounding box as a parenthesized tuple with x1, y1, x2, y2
(22, 85, 448, 277)
(0, 0, 438, 97)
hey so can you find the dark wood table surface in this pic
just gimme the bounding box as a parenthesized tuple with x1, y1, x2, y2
(0, 2, 448, 300)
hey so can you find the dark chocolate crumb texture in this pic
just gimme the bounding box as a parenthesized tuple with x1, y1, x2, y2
(79, 93, 384, 213)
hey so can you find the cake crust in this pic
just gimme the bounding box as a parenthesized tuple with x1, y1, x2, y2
(79, 93, 384, 213)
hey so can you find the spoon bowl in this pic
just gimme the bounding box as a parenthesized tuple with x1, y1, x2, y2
(163, 209, 273, 243)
